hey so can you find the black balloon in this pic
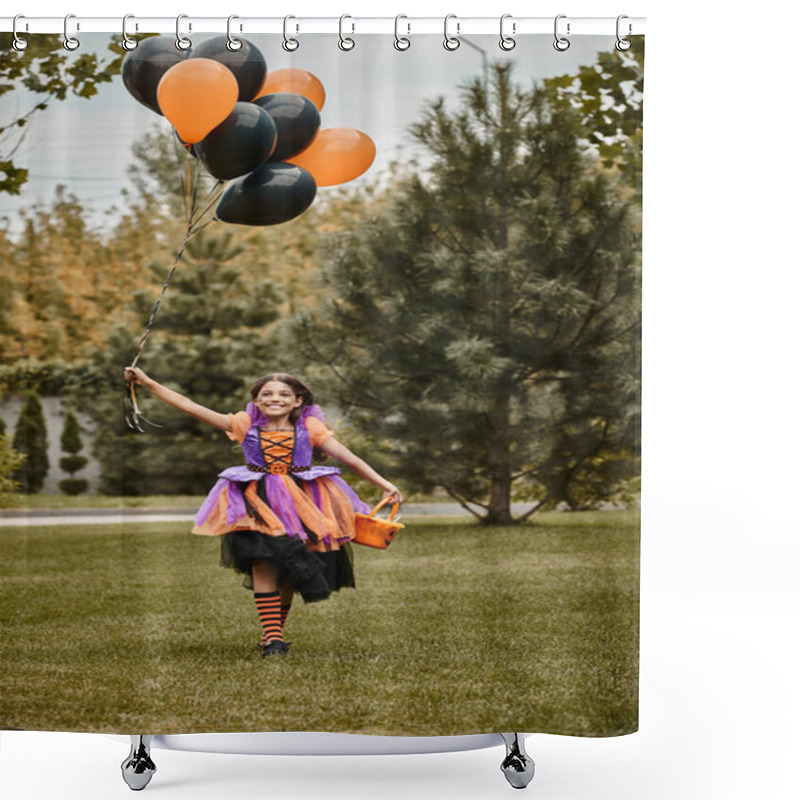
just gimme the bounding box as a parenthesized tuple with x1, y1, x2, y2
(216, 163, 317, 226)
(189, 36, 267, 102)
(194, 103, 278, 180)
(253, 93, 321, 162)
(122, 36, 190, 115)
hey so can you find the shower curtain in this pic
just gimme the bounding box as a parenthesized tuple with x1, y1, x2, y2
(0, 27, 642, 739)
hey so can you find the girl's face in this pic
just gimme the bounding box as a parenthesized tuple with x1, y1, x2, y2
(254, 380, 303, 421)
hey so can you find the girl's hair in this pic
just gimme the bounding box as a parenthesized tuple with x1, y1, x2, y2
(249, 373, 315, 424)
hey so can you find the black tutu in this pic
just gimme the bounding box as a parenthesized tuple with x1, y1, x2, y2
(220, 531, 355, 602)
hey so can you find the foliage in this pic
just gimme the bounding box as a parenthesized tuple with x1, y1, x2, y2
(292, 63, 641, 523)
(58, 410, 88, 495)
(544, 37, 644, 196)
(10, 390, 48, 493)
(0, 33, 124, 194)
(86, 230, 282, 495)
(0, 432, 27, 503)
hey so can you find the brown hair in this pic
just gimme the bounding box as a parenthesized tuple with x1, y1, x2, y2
(249, 373, 315, 424)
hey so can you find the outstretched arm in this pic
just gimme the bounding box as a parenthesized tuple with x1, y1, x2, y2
(124, 366, 232, 432)
(319, 436, 402, 503)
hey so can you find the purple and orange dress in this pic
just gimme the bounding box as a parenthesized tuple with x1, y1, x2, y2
(192, 403, 370, 601)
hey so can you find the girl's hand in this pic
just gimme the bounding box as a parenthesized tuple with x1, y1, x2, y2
(124, 366, 151, 388)
(382, 484, 403, 504)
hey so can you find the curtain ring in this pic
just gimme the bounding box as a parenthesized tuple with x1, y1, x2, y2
(338, 14, 355, 51)
(12, 15, 28, 51)
(394, 14, 410, 51)
(615, 15, 632, 51)
(282, 15, 299, 51)
(175, 14, 192, 51)
(122, 15, 138, 51)
(63, 13, 80, 51)
(499, 14, 516, 51)
(553, 14, 570, 51)
(227, 15, 242, 51)
(443, 14, 460, 51)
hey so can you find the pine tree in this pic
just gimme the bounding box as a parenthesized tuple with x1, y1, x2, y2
(11, 391, 49, 493)
(88, 230, 282, 495)
(293, 63, 641, 523)
(58, 409, 88, 495)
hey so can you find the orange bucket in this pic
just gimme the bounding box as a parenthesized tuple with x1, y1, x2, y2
(353, 498, 405, 549)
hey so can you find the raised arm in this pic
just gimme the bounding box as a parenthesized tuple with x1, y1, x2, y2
(124, 366, 232, 432)
(319, 436, 402, 503)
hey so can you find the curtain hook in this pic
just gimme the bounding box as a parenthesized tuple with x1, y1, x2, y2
(175, 14, 192, 51)
(553, 14, 570, 51)
(615, 14, 632, 51)
(443, 14, 460, 51)
(12, 14, 28, 51)
(63, 13, 80, 51)
(282, 15, 299, 51)
(122, 15, 138, 51)
(499, 14, 516, 51)
(227, 15, 242, 51)
(339, 14, 355, 51)
(394, 14, 411, 51)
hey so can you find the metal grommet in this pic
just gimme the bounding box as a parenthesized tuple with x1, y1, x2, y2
(394, 14, 410, 51)
(175, 14, 192, 51)
(443, 14, 460, 51)
(338, 14, 355, 51)
(553, 14, 570, 51)
(615, 14, 632, 51)
(63, 14, 80, 51)
(12, 15, 28, 51)
(499, 14, 516, 51)
(122, 14, 138, 51)
(226, 15, 242, 51)
(282, 15, 299, 51)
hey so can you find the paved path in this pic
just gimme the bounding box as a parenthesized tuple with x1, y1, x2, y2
(0, 503, 539, 527)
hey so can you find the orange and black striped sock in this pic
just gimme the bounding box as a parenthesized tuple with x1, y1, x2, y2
(254, 591, 284, 644)
(280, 603, 291, 629)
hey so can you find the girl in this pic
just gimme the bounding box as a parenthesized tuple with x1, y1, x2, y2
(123, 366, 401, 657)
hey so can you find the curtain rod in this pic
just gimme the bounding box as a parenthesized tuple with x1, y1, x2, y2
(1, 16, 646, 37)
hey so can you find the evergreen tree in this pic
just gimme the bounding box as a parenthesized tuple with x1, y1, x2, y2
(11, 391, 49, 493)
(58, 409, 88, 495)
(293, 63, 641, 523)
(88, 230, 282, 495)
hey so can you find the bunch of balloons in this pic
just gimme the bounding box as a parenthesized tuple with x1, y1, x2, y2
(121, 36, 376, 226)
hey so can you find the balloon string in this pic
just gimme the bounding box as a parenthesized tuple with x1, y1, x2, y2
(189, 181, 225, 233)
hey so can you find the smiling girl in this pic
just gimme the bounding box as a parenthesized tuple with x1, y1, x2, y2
(124, 367, 401, 657)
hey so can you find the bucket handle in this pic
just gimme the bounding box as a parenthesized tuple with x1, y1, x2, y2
(368, 496, 400, 521)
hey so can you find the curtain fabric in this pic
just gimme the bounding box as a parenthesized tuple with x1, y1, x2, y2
(0, 31, 643, 737)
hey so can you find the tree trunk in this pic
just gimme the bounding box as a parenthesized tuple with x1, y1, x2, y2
(485, 463, 514, 524)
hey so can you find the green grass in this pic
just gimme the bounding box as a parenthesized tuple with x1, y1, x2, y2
(0, 512, 639, 737)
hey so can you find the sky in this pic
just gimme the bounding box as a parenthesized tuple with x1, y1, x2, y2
(1, 32, 612, 232)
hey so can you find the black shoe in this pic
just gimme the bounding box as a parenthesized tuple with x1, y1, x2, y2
(261, 639, 291, 657)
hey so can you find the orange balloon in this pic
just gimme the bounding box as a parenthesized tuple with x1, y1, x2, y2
(157, 59, 239, 144)
(254, 68, 326, 111)
(287, 129, 376, 187)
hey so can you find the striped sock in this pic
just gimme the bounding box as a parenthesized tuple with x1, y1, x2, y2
(280, 603, 291, 629)
(254, 591, 283, 644)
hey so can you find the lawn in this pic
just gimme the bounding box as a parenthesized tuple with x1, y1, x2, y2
(0, 512, 639, 737)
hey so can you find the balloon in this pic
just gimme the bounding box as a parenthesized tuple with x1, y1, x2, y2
(287, 129, 376, 187)
(190, 36, 267, 102)
(254, 68, 326, 111)
(194, 103, 278, 180)
(121, 36, 190, 115)
(216, 163, 317, 226)
(157, 59, 239, 144)
(253, 93, 321, 162)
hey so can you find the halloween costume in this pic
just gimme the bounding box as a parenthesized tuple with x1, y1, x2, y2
(193, 403, 370, 600)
